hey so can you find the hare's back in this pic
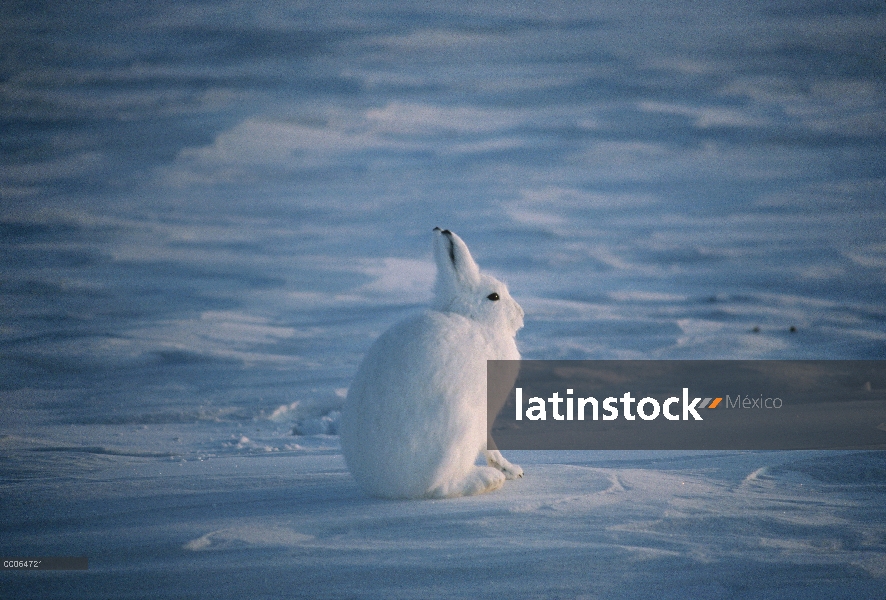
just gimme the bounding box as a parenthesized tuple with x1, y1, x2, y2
(358, 311, 489, 385)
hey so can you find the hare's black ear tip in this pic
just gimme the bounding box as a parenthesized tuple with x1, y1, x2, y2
(432, 227, 452, 235)
(433, 226, 441, 231)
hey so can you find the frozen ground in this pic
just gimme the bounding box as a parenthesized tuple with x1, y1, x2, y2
(1, 0, 885, 597)
(3, 437, 886, 598)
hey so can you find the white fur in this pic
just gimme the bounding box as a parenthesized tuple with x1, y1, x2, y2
(340, 228, 524, 499)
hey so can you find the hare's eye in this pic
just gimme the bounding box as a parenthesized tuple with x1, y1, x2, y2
(487, 292, 500, 301)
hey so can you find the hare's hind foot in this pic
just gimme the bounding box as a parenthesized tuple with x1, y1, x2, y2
(485, 449, 523, 480)
(429, 466, 505, 499)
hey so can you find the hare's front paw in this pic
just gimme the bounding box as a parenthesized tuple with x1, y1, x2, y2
(500, 462, 523, 480)
(429, 466, 505, 498)
(485, 449, 523, 480)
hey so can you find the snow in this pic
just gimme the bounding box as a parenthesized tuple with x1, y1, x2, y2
(2, 0, 885, 596)
(3, 441, 885, 598)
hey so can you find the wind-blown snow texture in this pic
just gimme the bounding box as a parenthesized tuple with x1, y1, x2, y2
(1, 0, 884, 597)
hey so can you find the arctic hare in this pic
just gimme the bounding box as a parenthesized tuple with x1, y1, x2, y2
(340, 228, 524, 499)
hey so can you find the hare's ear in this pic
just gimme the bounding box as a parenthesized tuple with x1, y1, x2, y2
(433, 228, 481, 293)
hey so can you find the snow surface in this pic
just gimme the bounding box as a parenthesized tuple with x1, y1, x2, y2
(2, 0, 885, 597)
(3, 437, 886, 598)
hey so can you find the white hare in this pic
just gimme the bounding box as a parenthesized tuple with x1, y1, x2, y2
(340, 228, 524, 499)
